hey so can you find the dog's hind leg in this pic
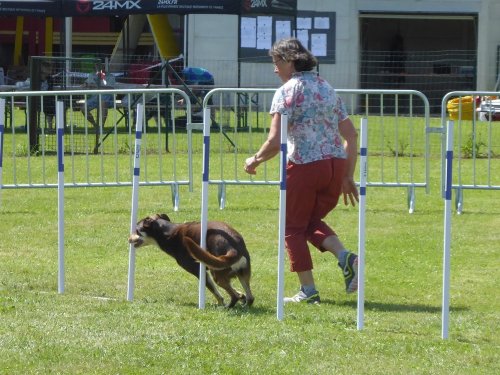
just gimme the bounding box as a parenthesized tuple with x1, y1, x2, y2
(237, 270, 254, 307)
(211, 271, 244, 308)
(176, 255, 225, 306)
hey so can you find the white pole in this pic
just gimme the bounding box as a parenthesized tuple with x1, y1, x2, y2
(199, 107, 212, 309)
(65, 18, 72, 89)
(357, 118, 368, 330)
(276, 114, 288, 321)
(56, 101, 65, 294)
(127, 103, 144, 301)
(0, 98, 5, 205)
(442, 120, 454, 339)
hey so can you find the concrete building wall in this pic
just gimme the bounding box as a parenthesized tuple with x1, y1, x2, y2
(477, 0, 500, 89)
(186, 14, 239, 87)
(186, 0, 500, 91)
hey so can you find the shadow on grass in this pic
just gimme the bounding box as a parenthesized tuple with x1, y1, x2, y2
(169, 298, 275, 316)
(138, 295, 469, 316)
(320, 299, 469, 313)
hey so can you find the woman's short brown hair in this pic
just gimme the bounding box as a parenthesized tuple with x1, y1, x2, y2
(269, 38, 317, 72)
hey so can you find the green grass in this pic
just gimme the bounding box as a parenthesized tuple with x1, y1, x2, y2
(1, 110, 499, 374)
(1, 161, 499, 374)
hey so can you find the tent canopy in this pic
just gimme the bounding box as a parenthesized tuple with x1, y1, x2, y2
(0, 0, 297, 17)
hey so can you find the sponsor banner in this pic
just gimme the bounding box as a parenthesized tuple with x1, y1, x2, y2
(241, 0, 296, 15)
(0, 1, 296, 17)
(0, 0, 297, 17)
(62, 0, 240, 16)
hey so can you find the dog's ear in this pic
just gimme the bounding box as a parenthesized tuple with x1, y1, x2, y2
(158, 213, 171, 222)
(143, 216, 155, 228)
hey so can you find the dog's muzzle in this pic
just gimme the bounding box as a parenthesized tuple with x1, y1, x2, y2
(128, 233, 144, 247)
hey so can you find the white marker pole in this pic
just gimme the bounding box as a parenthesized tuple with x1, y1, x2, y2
(442, 120, 454, 339)
(0, 98, 5, 205)
(357, 118, 368, 330)
(56, 101, 65, 294)
(276, 114, 288, 321)
(199, 107, 212, 309)
(127, 103, 144, 301)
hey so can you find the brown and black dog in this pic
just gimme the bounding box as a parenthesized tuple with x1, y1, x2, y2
(128, 213, 254, 308)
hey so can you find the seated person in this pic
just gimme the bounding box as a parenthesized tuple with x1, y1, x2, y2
(40, 61, 56, 131)
(176, 67, 214, 118)
(80, 62, 115, 130)
(121, 92, 170, 129)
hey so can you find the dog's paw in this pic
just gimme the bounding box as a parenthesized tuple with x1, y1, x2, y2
(241, 294, 254, 307)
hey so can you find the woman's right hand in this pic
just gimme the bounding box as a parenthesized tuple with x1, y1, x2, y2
(244, 155, 259, 175)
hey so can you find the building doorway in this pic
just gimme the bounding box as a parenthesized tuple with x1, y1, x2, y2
(360, 13, 477, 113)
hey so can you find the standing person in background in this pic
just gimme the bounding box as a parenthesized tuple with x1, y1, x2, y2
(244, 38, 359, 304)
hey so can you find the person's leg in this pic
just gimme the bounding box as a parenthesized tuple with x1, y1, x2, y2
(92, 95, 112, 154)
(100, 94, 113, 127)
(87, 112, 98, 128)
(83, 96, 99, 128)
(305, 158, 359, 293)
(284, 161, 332, 303)
(283, 269, 320, 304)
(306, 158, 345, 254)
(100, 103, 108, 128)
(285, 162, 320, 274)
(320, 234, 346, 258)
(46, 115, 54, 130)
(87, 97, 102, 153)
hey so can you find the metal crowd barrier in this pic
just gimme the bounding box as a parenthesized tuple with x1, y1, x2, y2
(440, 91, 500, 214)
(203, 88, 431, 213)
(0, 88, 194, 210)
(202, 88, 279, 209)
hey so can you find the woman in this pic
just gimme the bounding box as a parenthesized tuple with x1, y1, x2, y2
(244, 38, 359, 304)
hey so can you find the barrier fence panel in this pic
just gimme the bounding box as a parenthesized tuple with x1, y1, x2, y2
(203, 88, 431, 213)
(338, 89, 431, 213)
(203, 88, 280, 208)
(440, 91, 500, 214)
(0, 88, 194, 210)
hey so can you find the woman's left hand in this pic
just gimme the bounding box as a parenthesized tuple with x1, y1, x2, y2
(342, 176, 359, 206)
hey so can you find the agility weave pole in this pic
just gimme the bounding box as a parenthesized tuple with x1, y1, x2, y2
(57, 100, 65, 294)
(276, 114, 288, 321)
(126, 103, 144, 301)
(357, 118, 368, 330)
(198, 107, 211, 309)
(0, 98, 4, 206)
(441, 120, 454, 339)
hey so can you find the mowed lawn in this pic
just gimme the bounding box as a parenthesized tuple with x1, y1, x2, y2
(0, 110, 499, 374)
(1, 162, 499, 374)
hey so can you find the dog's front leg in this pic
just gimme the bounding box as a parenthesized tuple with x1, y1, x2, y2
(205, 273, 225, 306)
(176, 256, 225, 306)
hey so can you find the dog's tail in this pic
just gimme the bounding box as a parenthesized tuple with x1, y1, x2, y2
(183, 237, 239, 270)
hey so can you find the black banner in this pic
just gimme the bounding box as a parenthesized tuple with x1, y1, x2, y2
(0, 0, 61, 17)
(0, 0, 296, 17)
